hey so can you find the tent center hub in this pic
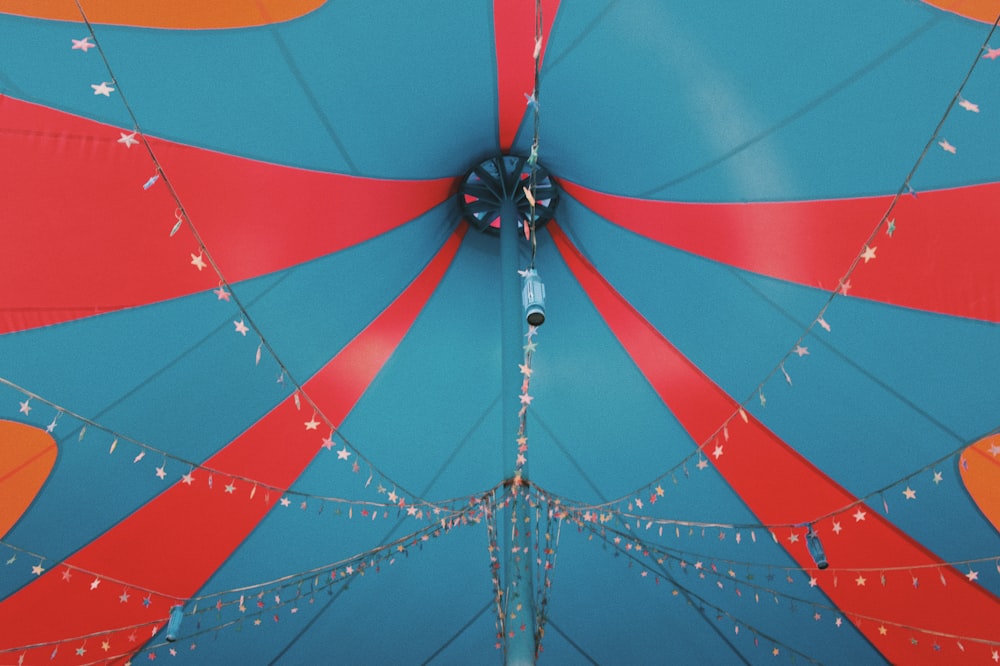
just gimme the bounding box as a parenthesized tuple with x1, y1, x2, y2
(458, 155, 559, 235)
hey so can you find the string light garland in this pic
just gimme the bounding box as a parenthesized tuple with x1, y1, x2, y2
(0, 497, 488, 660)
(65, 0, 438, 513)
(0, 376, 476, 517)
(577, 11, 1000, 517)
(583, 520, 1000, 662)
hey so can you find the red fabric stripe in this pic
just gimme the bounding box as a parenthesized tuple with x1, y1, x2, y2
(493, 0, 560, 151)
(0, 226, 466, 664)
(560, 180, 1000, 322)
(0, 96, 457, 334)
(551, 222, 999, 665)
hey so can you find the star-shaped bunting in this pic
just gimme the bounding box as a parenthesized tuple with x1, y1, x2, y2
(234, 319, 249, 336)
(91, 82, 115, 96)
(959, 98, 979, 112)
(72, 37, 95, 52)
(117, 132, 139, 148)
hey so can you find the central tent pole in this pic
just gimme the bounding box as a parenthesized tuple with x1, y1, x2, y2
(499, 198, 537, 666)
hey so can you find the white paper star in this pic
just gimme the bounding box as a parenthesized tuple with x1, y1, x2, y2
(31, 563, 44, 576)
(519, 393, 533, 406)
(119, 590, 130, 603)
(280, 497, 291, 507)
(787, 532, 799, 543)
(387, 489, 398, 503)
(696, 458, 708, 470)
(712, 444, 723, 459)
(966, 569, 979, 581)
(155, 465, 166, 480)
(190, 252, 207, 271)
(835, 617, 842, 627)
(234, 319, 249, 336)
(853, 508, 867, 522)
(181, 472, 195, 485)
(18, 399, 31, 415)
(861, 245, 877, 263)
(932, 471, 943, 484)
(72, 37, 95, 52)
(117, 132, 139, 148)
(989, 443, 1000, 457)
(224, 482, 236, 494)
(902, 486, 916, 500)
(855, 574, 866, 586)
(90, 577, 101, 590)
(518, 363, 532, 377)
(938, 139, 957, 154)
(808, 576, 818, 587)
(337, 447, 351, 460)
(91, 82, 115, 96)
(304, 417, 320, 430)
(832, 520, 842, 534)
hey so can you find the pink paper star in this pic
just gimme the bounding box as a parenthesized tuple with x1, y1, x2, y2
(902, 486, 916, 500)
(213, 286, 231, 301)
(72, 37, 95, 52)
(233, 319, 249, 336)
(959, 98, 979, 112)
(938, 139, 957, 154)
(982, 47, 1000, 60)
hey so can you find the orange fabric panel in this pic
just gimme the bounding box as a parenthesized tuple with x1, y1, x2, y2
(960, 434, 1000, 532)
(921, 0, 1000, 23)
(0, 421, 57, 538)
(0, 0, 324, 29)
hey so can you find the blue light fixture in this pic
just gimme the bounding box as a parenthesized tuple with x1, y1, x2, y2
(806, 525, 828, 570)
(521, 268, 546, 326)
(165, 604, 184, 642)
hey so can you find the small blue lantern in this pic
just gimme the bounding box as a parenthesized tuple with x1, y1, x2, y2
(806, 526, 828, 570)
(521, 269, 546, 326)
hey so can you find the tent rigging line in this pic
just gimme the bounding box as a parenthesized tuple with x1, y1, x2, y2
(566, 9, 1000, 516)
(68, 0, 437, 510)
